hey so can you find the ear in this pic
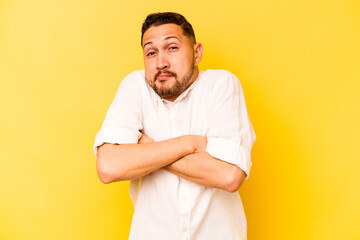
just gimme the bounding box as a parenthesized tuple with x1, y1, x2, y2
(193, 43, 203, 66)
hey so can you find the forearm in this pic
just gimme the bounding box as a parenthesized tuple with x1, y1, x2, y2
(96, 135, 196, 183)
(164, 152, 246, 192)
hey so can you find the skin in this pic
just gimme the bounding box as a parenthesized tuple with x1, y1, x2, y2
(138, 133, 245, 192)
(96, 23, 245, 192)
(142, 23, 203, 101)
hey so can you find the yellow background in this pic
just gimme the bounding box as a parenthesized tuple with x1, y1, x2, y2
(1, 0, 359, 239)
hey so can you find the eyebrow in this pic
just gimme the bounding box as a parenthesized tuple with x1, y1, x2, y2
(143, 36, 181, 49)
(164, 36, 181, 42)
(143, 41, 152, 49)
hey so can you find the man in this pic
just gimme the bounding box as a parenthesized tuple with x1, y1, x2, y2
(94, 12, 256, 240)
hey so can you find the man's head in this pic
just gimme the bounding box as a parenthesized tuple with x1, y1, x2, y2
(141, 12, 196, 46)
(141, 12, 203, 101)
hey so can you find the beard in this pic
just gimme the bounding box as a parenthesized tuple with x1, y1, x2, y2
(147, 61, 195, 99)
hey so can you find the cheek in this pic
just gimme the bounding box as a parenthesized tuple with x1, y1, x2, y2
(144, 61, 157, 76)
(144, 60, 156, 72)
(176, 53, 193, 67)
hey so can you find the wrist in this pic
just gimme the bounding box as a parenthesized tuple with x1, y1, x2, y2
(179, 135, 197, 155)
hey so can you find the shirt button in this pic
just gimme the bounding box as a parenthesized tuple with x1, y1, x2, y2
(183, 197, 187, 201)
(182, 227, 187, 232)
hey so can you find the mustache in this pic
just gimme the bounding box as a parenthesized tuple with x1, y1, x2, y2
(154, 70, 177, 80)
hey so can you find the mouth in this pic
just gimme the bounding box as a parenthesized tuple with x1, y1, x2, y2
(155, 70, 176, 82)
(156, 74, 174, 81)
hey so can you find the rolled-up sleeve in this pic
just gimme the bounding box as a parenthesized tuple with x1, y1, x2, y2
(205, 71, 256, 179)
(93, 72, 143, 156)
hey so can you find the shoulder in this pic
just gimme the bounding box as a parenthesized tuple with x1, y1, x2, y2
(202, 69, 235, 78)
(201, 69, 240, 87)
(119, 70, 146, 89)
(200, 69, 242, 94)
(113, 70, 147, 103)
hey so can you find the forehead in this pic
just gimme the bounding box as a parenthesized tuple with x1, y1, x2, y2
(142, 24, 186, 47)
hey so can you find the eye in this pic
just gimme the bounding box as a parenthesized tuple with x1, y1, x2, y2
(146, 51, 156, 57)
(168, 46, 178, 51)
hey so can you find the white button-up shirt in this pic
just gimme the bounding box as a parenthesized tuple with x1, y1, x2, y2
(94, 69, 256, 240)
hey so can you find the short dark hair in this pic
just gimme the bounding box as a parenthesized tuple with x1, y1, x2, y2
(141, 12, 196, 45)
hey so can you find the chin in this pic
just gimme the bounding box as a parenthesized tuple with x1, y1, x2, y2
(157, 79, 174, 88)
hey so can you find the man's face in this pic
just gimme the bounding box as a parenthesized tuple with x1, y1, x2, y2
(142, 24, 202, 101)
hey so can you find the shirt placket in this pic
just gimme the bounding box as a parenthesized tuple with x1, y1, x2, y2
(168, 102, 191, 240)
(179, 179, 191, 240)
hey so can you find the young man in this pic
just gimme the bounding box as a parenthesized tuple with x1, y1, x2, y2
(94, 12, 256, 240)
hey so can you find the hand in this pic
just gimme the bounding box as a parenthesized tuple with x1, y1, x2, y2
(138, 131, 155, 144)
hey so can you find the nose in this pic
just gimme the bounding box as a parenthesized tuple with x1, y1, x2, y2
(156, 52, 169, 70)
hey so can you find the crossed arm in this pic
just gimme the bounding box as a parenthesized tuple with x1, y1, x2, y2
(96, 134, 246, 192)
